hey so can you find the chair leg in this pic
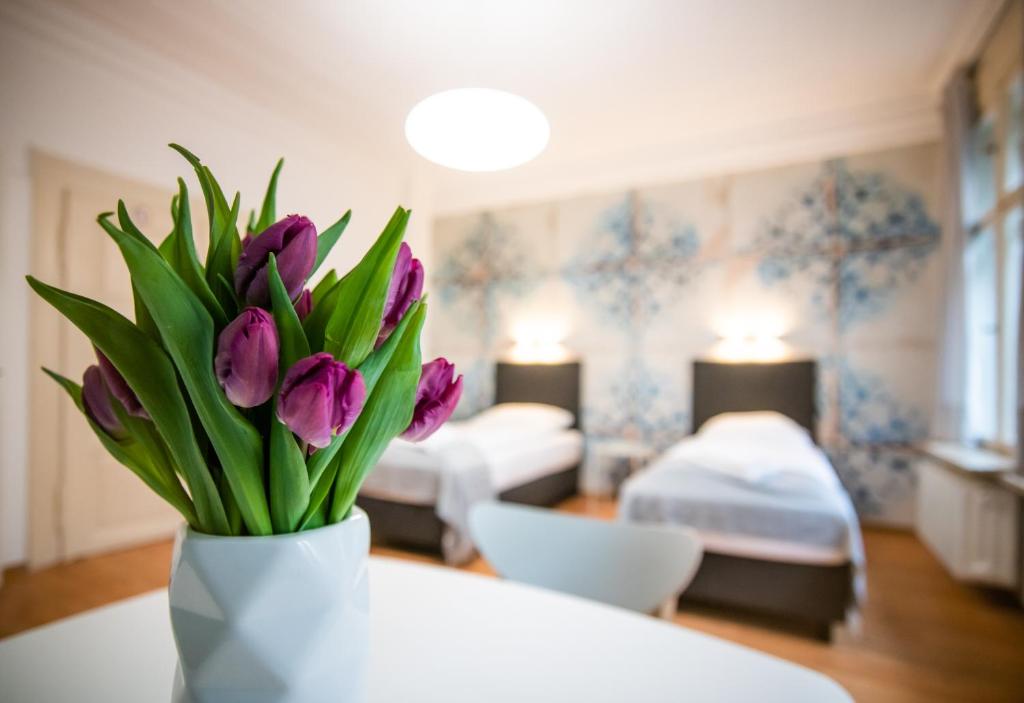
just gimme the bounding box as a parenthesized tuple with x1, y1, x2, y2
(658, 595, 678, 620)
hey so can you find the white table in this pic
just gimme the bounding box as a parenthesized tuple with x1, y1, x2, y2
(0, 557, 851, 702)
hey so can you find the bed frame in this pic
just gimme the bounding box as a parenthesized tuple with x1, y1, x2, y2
(357, 361, 582, 554)
(681, 359, 853, 641)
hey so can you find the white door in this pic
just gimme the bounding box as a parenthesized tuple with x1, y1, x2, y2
(29, 153, 208, 567)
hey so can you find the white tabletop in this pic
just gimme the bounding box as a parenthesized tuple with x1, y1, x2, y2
(0, 557, 851, 702)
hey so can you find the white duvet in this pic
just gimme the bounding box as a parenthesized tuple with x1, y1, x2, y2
(363, 404, 583, 564)
(622, 412, 866, 609)
(659, 418, 841, 493)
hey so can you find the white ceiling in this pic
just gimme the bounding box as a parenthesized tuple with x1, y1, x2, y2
(55, 0, 1001, 212)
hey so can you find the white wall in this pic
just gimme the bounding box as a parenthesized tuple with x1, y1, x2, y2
(0, 0, 418, 566)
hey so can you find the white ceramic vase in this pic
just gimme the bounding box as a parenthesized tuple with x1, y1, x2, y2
(169, 508, 370, 703)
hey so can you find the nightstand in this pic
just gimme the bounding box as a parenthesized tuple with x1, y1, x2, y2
(583, 439, 656, 497)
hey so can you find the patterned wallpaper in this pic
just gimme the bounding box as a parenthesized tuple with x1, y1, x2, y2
(431, 142, 943, 526)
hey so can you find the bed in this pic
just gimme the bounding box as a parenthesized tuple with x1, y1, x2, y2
(358, 361, 583, 564)
(619, 360, 864, 641)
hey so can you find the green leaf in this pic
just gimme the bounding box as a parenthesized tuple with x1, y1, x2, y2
(302, 298, 421, 503)
(265, 254, 313, 532)
(324, 206, 410, 366)
(269, 417, 309, 533)
(210, 275, 237, 324)
(267, 254, 310, 372)
(95, 219, 273, 536)
(27, 287, 226, 532)
(115, 202, 160, 254)
(328, 302, 425, 522)
(168, 144, 235, 263)
(131, 284, 160, 342)
(356, 299, 421, 391)
(302, 496, 328, 531)
(312, 210, 351, 278)
(163, 194, 180, 258)
(302, 277, 342, 350)
(254, 158, 284, 234)
(158, 232, 173, 261)
(154, 180, 227, 328)
(311, 269, 338, 306)
(205, 191, 242, 313)
(303, 430, 348, 508)
(168, 144, 211, 217)
(115, 202, 165, 342)
(110, 397, 198, 521)
(42, 368, 198, 525)
(217, 469, 243, 536)
(299, 449, 342, 531)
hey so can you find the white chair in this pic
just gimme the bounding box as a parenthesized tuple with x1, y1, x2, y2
(469, 502, 703, 617)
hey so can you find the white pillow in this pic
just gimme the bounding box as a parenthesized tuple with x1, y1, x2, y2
(698, 411, 812, 446)
(469, 403, 574, 433)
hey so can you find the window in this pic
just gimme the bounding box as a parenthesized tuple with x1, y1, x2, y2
(963, 66, 1023, 451)
(965, 228, 998, 441)
(964, 116, 996, 225)
(1001, 206, 1022, 445)
(1005, 79, 1023, 193)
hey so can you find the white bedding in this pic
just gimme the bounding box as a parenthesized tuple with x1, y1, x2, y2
(620, 412, 866, 608)
(361, 426, 584, 504)
(657, 434, 841, 494)
(361, 414, 584, 564)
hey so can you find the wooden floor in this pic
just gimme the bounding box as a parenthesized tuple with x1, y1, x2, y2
(2, 496, 1023, 702)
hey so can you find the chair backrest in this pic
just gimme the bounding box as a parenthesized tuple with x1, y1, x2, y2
(469, 502, 703, 614)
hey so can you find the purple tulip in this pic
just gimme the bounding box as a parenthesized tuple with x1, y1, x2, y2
(401, 358, 463, 442)
(377, 243, 424, 346)
(95, 349, 149, 419)
(234, 215, 317, 307)
(294, 289, 313, 321)
(82, 365, 126, 438)
(215, 308, 280, 408)
(277, 353, 366, 448)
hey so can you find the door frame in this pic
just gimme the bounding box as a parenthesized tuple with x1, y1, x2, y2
(27, 151, 188, 568)
(28, 150, 72, 568)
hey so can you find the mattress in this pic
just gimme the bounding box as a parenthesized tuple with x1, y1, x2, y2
(620, 469, 853, 565)
(360, 429, 584, 505)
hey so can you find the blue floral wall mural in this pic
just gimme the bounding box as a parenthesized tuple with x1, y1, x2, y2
(434, 213, 538, 356)
(563, 194, 702, 331)
(751, 158, 941, 330)
(582, 357, 691, 452)
(432, 142, 943, 525)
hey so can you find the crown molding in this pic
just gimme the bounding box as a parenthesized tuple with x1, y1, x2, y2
(927, 0, 1006, 95)
(431, 93, 941, 216)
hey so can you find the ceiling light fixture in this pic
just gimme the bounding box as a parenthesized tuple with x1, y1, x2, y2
(405, 88, 549, 172)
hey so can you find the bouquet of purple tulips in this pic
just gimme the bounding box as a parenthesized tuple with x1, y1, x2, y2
(27, 145, 462, 536)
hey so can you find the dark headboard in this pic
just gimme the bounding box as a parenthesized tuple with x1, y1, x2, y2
(495, 362, 582, 429)
(692, 360, 817, 440)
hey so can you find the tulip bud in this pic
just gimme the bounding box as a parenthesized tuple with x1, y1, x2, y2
(401, 358, 462, 442)
(294, 288, 313, 321)
(95, 349, 149, 419)
(377, 243, 424, 347)
(234, 215, 317, 307)
(215, 308, 280, 408)
(277, 353, 366, 448)
(82, 365, 126, 439)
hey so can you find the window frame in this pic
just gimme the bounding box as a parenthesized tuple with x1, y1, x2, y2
(965, 67, 1023, 454)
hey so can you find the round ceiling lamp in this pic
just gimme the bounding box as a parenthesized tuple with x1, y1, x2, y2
(404, 88, 550, 172)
